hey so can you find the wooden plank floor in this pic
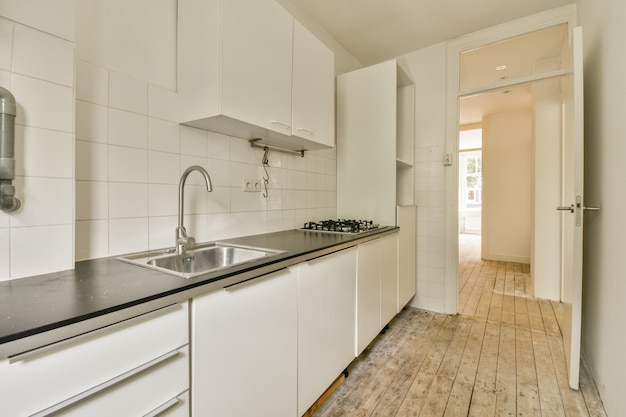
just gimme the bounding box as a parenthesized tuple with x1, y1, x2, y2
(312, 234, 607, 417)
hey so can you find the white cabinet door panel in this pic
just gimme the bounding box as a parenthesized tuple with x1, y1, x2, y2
(356, 239, 382, 356)
(298, 248, 356, 416)
(380, 234, 399, 325)
(191, 268, 298, 417)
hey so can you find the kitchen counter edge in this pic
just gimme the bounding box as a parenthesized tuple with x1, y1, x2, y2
(0, 227, 398, 360)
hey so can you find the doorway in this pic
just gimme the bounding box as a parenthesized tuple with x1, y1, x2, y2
(454, 23, 570, 309)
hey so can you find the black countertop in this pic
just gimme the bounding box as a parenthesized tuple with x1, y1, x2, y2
(0, 227, 397, 355)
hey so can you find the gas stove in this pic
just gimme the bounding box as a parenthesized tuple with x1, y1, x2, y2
(300, 219, 380, 234)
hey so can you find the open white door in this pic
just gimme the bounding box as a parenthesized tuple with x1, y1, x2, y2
(558, 26, 595, 390)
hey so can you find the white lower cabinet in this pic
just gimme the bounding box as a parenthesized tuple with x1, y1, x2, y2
(297, 248, 356, 416)
(191, 267, 298, 417)
(0, 302, 190, 417)
(356, 234, 399, 356)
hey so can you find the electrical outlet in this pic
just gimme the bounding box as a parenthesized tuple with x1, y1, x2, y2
(243, 179, 261, 192)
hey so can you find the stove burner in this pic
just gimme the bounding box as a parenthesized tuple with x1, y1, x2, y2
(302, 219, 379, 234)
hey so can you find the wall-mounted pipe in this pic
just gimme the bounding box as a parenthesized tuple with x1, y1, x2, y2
(0, 86, 22, 212)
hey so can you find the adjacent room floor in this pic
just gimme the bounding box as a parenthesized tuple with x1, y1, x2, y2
(312, 234, 607, 417)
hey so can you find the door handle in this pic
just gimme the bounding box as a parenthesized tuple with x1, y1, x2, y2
(583, 206, 600, 212)
(557, 205, 575, 213)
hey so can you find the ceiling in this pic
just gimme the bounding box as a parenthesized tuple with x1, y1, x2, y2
(288, 0, 574, 66)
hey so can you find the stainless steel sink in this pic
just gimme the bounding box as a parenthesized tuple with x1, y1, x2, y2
(118, 243, 284, 278)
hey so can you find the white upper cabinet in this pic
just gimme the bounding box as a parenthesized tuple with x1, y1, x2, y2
(292, 20, 335, 148)
(178, 0, 334, 151)
(220, 0, 293, 136)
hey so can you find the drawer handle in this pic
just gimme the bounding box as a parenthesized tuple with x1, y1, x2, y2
(30, 348, 182, 417)
(224, 267, 290, 292)
(269, 120, 291, 130)
(143, 390, 187, 417)
(10, 303, 180, 364)
(296, 128, 314, 135)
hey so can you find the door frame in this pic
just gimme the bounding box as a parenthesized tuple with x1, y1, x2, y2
(443, 4, 578, 314)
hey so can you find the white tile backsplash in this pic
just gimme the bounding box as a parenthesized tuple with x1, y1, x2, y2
(0, 20, 13, 72)
(109, 218, 149, 256)
(76, 100, 108, 143)
(109, 72, 147, 115)
(108, 146, 147, 183)
(12, 25, 74, 87)
(76, 140, 108, 181)
(0, 229, 9, 281)
(16, 126, 74, 178)
(108, 108, 147, 148)
(10, 177, 73, 227)
(1, 18, 75, 280)
(108, 182, 149, 219)
(76, 60, 108, 105)
(148, 84, 178, 122)
(13, 74, 74, 132)
(10, 225, 73, 278)
(71, 62, 336, 262)
(148, 118, 180, 153)
(75, 220, 109, 261)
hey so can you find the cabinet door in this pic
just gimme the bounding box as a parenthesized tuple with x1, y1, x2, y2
(221, 0, 293, 135)
(398, 205, 417, 309)
(191, 268, 298, 417)
(356, 239, 382, 356)
(298, 248, 356, 416)
(292, 20, 335, 147)
(380, 234, 399, 326)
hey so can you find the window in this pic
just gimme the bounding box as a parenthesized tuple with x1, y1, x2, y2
(459, 128, 482, 211)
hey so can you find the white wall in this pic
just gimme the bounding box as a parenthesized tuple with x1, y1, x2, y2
(578, 0, 626, 415)
(74, 1, 337, 260)
(401, 43, 447, 312)
(482, 110, 532, 264)
(0, 5, 75, 280)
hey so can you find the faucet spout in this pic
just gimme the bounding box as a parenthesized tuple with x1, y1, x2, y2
(176, 165, 213, 254)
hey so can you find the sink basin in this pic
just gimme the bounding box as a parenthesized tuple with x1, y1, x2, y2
(118, 243, 284, 278)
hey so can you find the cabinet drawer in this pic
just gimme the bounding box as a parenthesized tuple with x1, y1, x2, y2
(0, 302, 189, 417)
(52, 347, 189, 417)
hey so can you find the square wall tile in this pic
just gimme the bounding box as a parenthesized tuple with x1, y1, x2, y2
(207, 186, 231, 214)
(149, 216, 177, 250)
(207, 131, 230, 160)
(208, 213, 231, 240)
(149, 151, 180, 185)
(76, 220, 109, 261)
(12, 25, 74, 87)
(148, 184, 178, 217)
(11, 225, 73, 278)
(109, 72, 147, 114)
(230, 212, 251, 238)
(0, 228, 9, 281)
(76, 140, 108, 181)
(10, 177, 73, 227)
(0, 19, 13, 72)
(76, 100, 108, 143)
(148, 84, 178, 122)
(109, 182, 148, 219)
(207, 159, 230, 187)
(181, 126, 208, 157)
(182, 214, 208, 243)
(16, 126, 73, 178)
(109, 218, 149, 256)
(108, 146, 147, 183)
(148, 118, 180, 153)
(13, 74, 73, 132)
(183, 185, 209, 215)
(230, 137, 249, 163)
(76, 60, 108, 105)
(76, 181, 108, 221)
(109, 108, 147, 149)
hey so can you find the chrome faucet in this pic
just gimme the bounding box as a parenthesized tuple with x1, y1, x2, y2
(176, 165, 213, 254)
